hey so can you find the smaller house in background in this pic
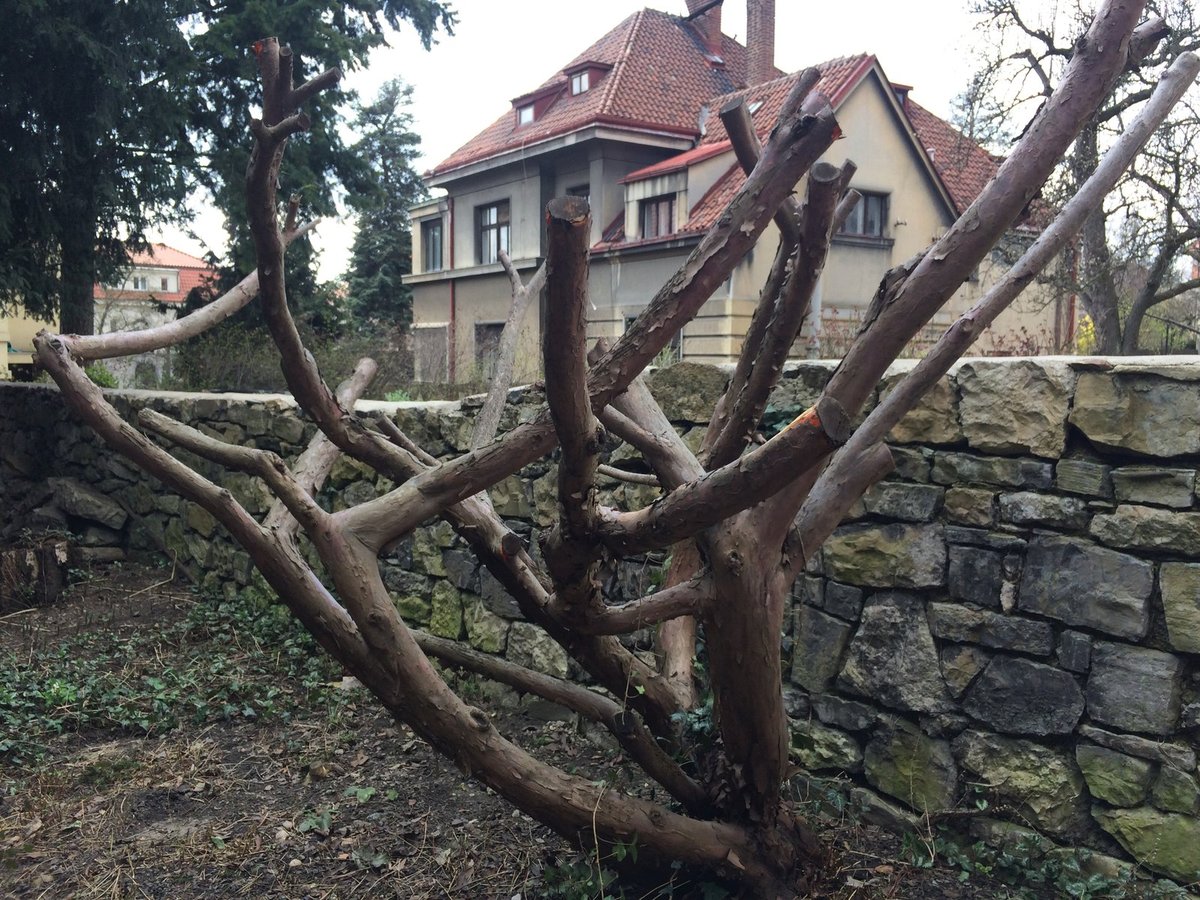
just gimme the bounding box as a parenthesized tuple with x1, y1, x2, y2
(92, 244, 217, 387)
(1, 243, 216, 384)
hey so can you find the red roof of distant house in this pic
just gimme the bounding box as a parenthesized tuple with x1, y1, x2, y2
(93, 243, 217, 305)
(429, 8, 781, 178)
(904, 98, 1001, 215)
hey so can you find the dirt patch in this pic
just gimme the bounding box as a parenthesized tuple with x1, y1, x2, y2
(0, 561, 1172, 898)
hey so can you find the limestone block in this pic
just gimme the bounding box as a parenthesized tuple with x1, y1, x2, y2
(442, 548, 480, 593)
(646, 362, 729, 423)
(1087, 643, 1183, 736)
(957, 360, 1074, 458)
(864, 717, 957, 812)
(1055, 457, 1113, 498)
(1090, 505, 1200, 555)
(824, 581, 864, 620)
(944, 526, 1027, 551)
(393, 592, 432, 626)
(962, 656, 1083, 735)
(489, 475, 533, 519)
(464, 599, 509, 654)
(1111, 466, 1195, 509)
(479, 567, 524, 620)
(1017, 536, 1152, 639)
(507, 622, 569, 678)
(880, 371, 962, 445)
(811, 694, 878, 732)
(837, 593, 954, 713)
(791, 606, 853, 692)
(1078, 724, 1196, 771)
(931, 453, 1053, 490)
(939, 644, 988, 698)
(271, 412, 305, 445)
(953, 730, 1088, 836)
(793, 575, 824, 608)
(1094, 807, 1200, 882)
(1157, 563, 1200, 654)
(789, 720, 862, 773)
(944, 487, 996, 527)
(48, 476, 128, 530)
(891, 446, 932, 482)
(429, 581, 465, 639)
(1071, 371, 1200, 458)
(1057, 631, 1092, 673)
(822, 523, 946, 588)
(947, 545, 1003, 608)
(1152, 766, 1200, 815)
(998, 492, 1090, 530)
(861, 482, 944, 522)
(1076, 744, 1153, 807)
(411, 530, 447, 577)
(929, 603, 1054, 656)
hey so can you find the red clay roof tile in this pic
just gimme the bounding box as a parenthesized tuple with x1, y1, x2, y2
(430, 9, 760, 177)
(904, 99, 1001, 216)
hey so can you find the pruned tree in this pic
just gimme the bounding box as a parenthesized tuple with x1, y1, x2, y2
(959, 0, 1200, 353)
(34, 8, 1197, 895)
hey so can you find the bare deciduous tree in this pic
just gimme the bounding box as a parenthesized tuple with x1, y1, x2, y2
(33, 7, 1196, 894)
(961, 0, 1200, 353)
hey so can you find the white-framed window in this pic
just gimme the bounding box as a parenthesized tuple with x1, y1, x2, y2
(570, 71, 589, 95)
(838, 191, 888, 238)
(639, 195, 675, 239)
(422, 219, 443, 272)
(477, 201, 511, 265)
(132, 275, 149, 291)
(160, 276, 170, 291)
(517, 104, 534, 126)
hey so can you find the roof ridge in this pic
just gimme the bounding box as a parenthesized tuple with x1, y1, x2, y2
(599, 8, 643, 115)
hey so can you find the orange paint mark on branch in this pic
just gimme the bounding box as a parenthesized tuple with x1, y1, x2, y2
(781, 406, 821, 434)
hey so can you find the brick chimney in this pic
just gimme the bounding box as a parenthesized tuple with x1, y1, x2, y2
(746, 0, 776, 85)
(685, 0, 724, 57)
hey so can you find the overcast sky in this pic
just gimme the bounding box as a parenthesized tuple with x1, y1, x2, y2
(157, 0, 984, 278)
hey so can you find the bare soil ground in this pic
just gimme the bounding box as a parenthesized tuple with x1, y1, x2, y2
(0, 561, 1162, 899)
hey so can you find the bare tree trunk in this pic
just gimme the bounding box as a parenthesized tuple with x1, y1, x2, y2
(30, 12, 1194, 896)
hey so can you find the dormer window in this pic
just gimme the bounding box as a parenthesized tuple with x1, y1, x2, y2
(517, 104, 535, 126)
(570, 71, 589, 95)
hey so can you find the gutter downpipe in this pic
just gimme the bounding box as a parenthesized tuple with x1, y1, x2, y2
(448, 197, 457, 382)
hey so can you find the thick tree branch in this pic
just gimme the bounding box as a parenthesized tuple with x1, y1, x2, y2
(60, 219, 317, 360)
(572, 573, 710, 635)
(542, 197, 604, 623)
(598, 464, 661, 487)
(412, 630, 709, 814)
(469, 250, 546, 449)
(811, 50, 1199, 521)
(706, 161, 850, 470)
(823, 0, 1153, 422)
(264, 358, 378, 537)
(34, 333, 367, 667)
(595, 396, 852, 556)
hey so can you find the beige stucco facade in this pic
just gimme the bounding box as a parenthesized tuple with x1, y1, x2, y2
(0, 308, 57, 380)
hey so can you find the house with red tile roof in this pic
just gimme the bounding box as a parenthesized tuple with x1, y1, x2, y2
(404, 0, 1069, 380)
(0, 243, 216, 383)
(91, 243, 217, 386)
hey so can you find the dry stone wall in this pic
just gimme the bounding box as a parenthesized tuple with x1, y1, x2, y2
(2, 357, 1200, 884)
